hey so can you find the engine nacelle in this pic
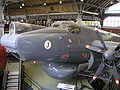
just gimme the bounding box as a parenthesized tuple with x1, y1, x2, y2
(42, 62, 78, 79)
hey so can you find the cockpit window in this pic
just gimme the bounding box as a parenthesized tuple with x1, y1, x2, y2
(67, 25, 81, 34)
(59, 23, 81, 34)
(52, 24, 60, 27)
(9, 22, 32, 34)
(9, 22, 45, 35)
(15, 24, 31, 34)
(9, 23, 15, 35)
(51, 21, 81, 34)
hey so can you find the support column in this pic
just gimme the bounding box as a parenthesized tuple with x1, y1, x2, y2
(99, 9, 106, 28)
(47, 19, 51, 27)
(77, 12, 82, 23)
(19, 60, 23, 90)
(0, 1, 5, 37)
(76, 2, 83, 24)
(100, 19, 104, 28)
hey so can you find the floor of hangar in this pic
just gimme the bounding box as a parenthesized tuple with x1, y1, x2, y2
(7, 61, 114, 90)
(24, 61, 93, 90)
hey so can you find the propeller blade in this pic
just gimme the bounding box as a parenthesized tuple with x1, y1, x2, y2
(114, 53, 120, 58)
(95, 29, 107, 50)
(87, 53, 94, 70)
(85, 45, 104, 53)
(92, 62, 105, 80)
(112, 63, 119, 85)
(115, 44, 120, 51)
(114, 44, 120, 58)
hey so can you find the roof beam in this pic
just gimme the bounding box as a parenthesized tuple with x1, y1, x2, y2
(6, 1, 105, 13)
(9, 12, 101, 21)
(82, 0, 91, 10)
(85, 0, 108, 11)
(39, 0, 49, 18)
(104, 13, 120, 16)
(73, 0, 79, 11)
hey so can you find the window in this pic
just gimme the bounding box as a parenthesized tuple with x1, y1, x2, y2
(103, 16, 120, 27)
(82, 21, 100, 27)
(9, 23, 15, 35)
(15, 24, 31, 34)
(67, 25, 81, 34)
(105, 3, 120, 14)
(57, 22, 81, 34)
(103, 3, 120, 28)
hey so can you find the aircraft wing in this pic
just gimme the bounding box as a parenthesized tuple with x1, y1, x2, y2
(92, 40, 120, 49)
(95, 27, 120, 41)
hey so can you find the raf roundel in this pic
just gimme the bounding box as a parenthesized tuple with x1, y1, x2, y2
(44, 40, 52, 50)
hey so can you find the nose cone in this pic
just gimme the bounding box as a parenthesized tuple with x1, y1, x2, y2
(1, 34, 20, 53)
(14, 34, 56, 61)
(103, 47, 116, 61)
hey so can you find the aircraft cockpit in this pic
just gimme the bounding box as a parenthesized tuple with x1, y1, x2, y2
(9, 22, 32, 35)
(9, 22, 15, 35)
(9, 22, 45, 35)
(51, 21, 81, 34)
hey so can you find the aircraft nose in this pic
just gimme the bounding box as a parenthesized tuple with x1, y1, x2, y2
(13, 34, 61, 61)
(1, 34, 20, 52)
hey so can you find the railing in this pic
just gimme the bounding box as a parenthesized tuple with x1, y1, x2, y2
(19, 60, 23, 90)
(24, 72, 51, 90)
(2, 71, 8, 90)
(2, 57, 9, 90)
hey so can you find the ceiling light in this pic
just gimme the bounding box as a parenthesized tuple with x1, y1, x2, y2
(20, 19, 24, 22)
(110, 1, 113, 4)
(82, 10, 98, 15)
(59, 1, 62, 4)
(81, 0, 84, 1)
(44, 3, 46, 6)
(22, 3, 24, 6)
(20, 6, 22, 8)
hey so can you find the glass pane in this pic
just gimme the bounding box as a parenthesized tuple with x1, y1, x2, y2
(105, 3, 120, 13)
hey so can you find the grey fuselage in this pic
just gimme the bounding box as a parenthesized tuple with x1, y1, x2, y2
(1, 22, 120, 79)
(1, 23, 119, 64)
